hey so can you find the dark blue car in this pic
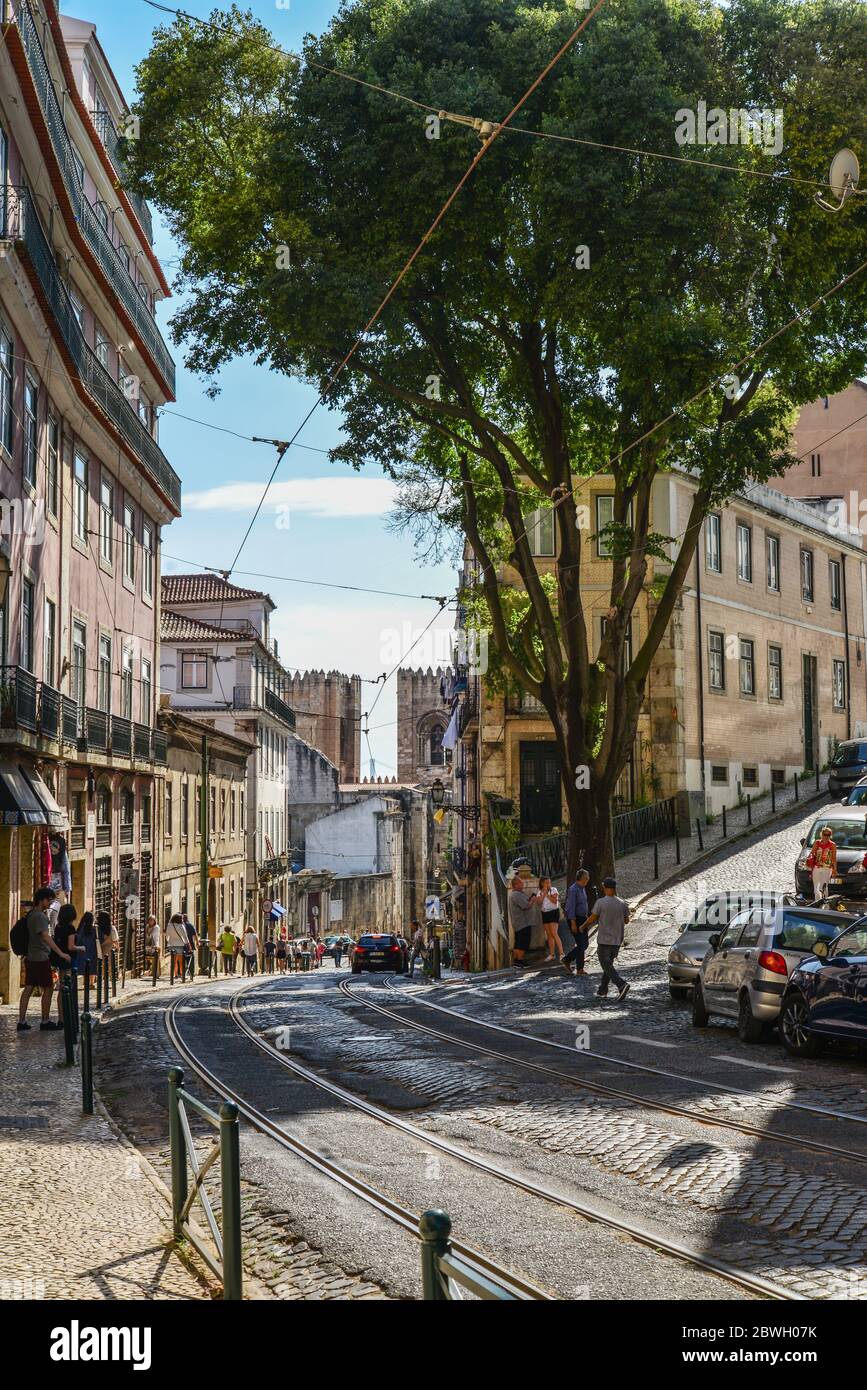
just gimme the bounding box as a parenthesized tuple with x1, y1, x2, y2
(780, 920, 867, 1058)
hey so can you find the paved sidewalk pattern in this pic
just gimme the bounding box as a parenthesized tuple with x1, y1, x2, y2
(0, 1008, 206, 1301)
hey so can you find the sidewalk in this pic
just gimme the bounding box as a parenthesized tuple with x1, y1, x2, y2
(613, 772, 831, 904)
(0, 1005, 208, 1300)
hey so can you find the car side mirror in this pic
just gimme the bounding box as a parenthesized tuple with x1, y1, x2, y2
(842, 798, 850, 806)
(708, 933, 721, 951)
(812, 940, 829, 958)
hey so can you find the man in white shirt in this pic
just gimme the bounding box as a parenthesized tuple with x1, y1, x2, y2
(242, 927, 260, 976)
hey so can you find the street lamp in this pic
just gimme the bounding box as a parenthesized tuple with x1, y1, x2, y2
(430, 776, 480, 820)
(431, 778, 445, 807)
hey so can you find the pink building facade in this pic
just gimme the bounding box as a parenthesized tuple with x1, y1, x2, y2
(0, 2, 180, 1000)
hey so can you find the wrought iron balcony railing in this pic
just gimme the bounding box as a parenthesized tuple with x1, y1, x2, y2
(89, 109, 154, 246)
(12, 1, 173, 391)
(232, 685, 296, 729)
(133, 721, 151, 759)
(152, 729, 167, 764)
(111, 714, 132, 758)
(6, 187, 181, 511)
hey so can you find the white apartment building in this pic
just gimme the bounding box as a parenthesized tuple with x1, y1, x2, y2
(159, 573, 296, 931)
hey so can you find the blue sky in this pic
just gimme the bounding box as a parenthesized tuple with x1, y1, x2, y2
(64, 0, 458, 773)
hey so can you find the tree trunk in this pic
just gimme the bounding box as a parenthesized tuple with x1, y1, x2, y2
(562, 770, 616, 887)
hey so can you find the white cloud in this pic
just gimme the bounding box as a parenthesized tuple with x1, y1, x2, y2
(183, 476, 397, 518)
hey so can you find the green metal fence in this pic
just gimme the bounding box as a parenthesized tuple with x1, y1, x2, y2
(420, 1209, 522, 1300)
(167, 1068, 243, 1300)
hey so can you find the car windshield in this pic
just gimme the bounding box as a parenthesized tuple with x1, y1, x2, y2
(831, 926, 867, 957)
(358, 935, 393, 947)
(847, 787, 867, 805)
(685, 894, 777, 929)
(806, 820, 867, 848)
(775, 911, 853, 952)
(832, 742, 867, 767)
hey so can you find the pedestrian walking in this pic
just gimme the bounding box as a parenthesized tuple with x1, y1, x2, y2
(333, 939, 343, 969)
(97, 911, 119, 962)
(166, 913, 188, 981)
(583, 877, 631, 1001)
(264, 936, 276, 973)
(808, 827, 837, 900)
(145, 914, 161, 977)
(538, 876, 563, 962)
(276, 934, 288, 972)
(183, 913, 199, 980)
(508, 875, 542, 968)
(219, 925, 236, 975)
(242, 927, 259, 976)
(407, 920, 426, 977)
(562, 869, 591, 975)
(17, 887, 69, 1032)
(54, 903, 84, 1022)
(76, 911, 101, 984)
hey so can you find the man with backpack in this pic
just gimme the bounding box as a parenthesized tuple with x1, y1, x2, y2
(15, 887, 70, 1032)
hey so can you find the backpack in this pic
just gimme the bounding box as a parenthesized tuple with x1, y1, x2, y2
(10, 914, 30, 957)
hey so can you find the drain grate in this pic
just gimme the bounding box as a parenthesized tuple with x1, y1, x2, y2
(0, 1116, 49, 1130)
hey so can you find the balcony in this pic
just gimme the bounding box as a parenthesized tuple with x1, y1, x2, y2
(119, 821, 134, 845)
(111, 715, 132, 758)
(62, 695, 79, 744)
(40, 682, 60, 739)
(96, 822, 111, 847)
(152, 729, 167, 765)
(89, 110, 154, 246)
(6, 188, 181, 512)
(11, 2, 174, 392)
(70, 824, 85, 850)
(85, 707, 109, 753)
(0, 665, 37, 732)
(233, 685, 296, 730)
(133, 722, 151, 760)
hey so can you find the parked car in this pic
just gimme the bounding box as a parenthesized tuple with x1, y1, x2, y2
(779, 919, 867, 1057)
(793, 810, 867, 898)
(323, 934, 354, 959)
(828, 740, 867, 797)
(841, 778, 867, 808)
(692, 903, 862, 1042)
(350, 933, 408, 974)
(667, 891, 787, 1000)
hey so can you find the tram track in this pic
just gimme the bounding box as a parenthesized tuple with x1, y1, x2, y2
(192, 976, 811, 1301)
(332, 977, 867, 1167)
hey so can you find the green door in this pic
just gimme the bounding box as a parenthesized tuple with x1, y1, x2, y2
(519, 741, 561, 833)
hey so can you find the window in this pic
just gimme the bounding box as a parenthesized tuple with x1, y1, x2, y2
(524, 507, 555, 557)
(70, 789, 85, 830)
(43, 598, 56, 685)
(766, 534, 780, 592)
(120, 787, 134, 825)
(595, 495, 633, 559)
(123, 499, 135, 583)
(240, 790, 245, 831)
(69, 290, 84, 329)
(21, 578, 34, 671)
(600, 615, 634, 670)
(210, 785, 216, 834)
(711, 764, 729, 785)
(72, 622, 86, 709)
(829, 559, 842, 612)
(94, 199, 109, 234)
(0, 318, 13, 453)
(95, 326, 110, 370)
(99, 477, 114, 562)
(230, 788, 237, 835)
(810, 453, 821, 478)
(46, 415, 59, 517)
(230, 878, 236, 920)
(181, 781, 189, 839)
(739, 638, 755, 695)
(98, 634, 112, 714)
(768, 644, 783, 701)
(771, 768, 785, 786)
(121, 647, 133, 720)
(708, 630, 725, 691)
(73, 452, 88, 543)
(801, 547, 814, 602)
(97, 786, 112, 827)
(141, 792, 151, 836)
(23, 377, 38, 489)
(736, 522, 752, 582)
(742, 766, 758, 787)
(72, 150, 85, 186)
(141, 657, 152, 725)
(705, 514, 721, 573)
(164, 781, 173, 838)
(195, 783, 202, 839)
(429, 724, 445, 766)
(833, 658, 846, 710)
(220, 787, 227, 832)
(181, 651, 208, 688)
(142, 522, 154, 600)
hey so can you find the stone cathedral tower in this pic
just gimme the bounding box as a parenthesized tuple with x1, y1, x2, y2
(286, 670, 362, 784)
(397, 668, 452, 786)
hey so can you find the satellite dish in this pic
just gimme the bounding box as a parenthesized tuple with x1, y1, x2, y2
(815, 148, 864, 213)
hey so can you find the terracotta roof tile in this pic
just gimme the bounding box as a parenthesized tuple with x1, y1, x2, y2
(161, 573, 271, 605)
(160, 611, 244, 642)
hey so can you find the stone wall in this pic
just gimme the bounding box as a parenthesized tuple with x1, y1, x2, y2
(396, 667, 451, 785)
(286, 670, 361, 783)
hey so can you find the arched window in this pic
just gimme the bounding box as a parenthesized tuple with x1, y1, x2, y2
(97, 785, 112, 825)
(120, 787, 135, 825)
(429, 723, 445, 766)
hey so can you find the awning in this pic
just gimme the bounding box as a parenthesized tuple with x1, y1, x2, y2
(269, 902, 287, 920)
(0, 762, 48, 826)
(19, 766, 67, 829)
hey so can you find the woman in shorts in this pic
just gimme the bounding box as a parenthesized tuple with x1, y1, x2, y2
(539, 876, 563, 962)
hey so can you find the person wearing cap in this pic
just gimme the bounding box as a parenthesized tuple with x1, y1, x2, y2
(583, 876, 631, 1001)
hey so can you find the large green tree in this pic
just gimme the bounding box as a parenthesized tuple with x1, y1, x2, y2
(130, 0, 867, 874)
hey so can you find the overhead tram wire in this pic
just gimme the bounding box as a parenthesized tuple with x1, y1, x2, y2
(142, 0, 609, 587)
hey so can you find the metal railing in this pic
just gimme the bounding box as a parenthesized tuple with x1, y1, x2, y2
(613, 795, 678, 855)
(40, 681, 60, 738)
(89, 109, 154, 245)
(133, 722, 151, 759)
(85, 707, 109, 752)
(111, 714, 132, 757)
(232, 685, 296, 729)
(5, 188, 180, 508)
(502, 830, 570, 884)
(168, 1068, 242, 1300)
(62, 694, 80, 744)
(11, 3, 173, 391)
(0, 665, 37, 731)
(152, 729, 167, 764)
(420, 1210, 530, 1300)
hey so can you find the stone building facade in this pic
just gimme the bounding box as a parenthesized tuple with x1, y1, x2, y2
(768, 382, 867, 532)
(286, 669, 361, 783)
(285, 731, 340, 859)
(396, 667, 452, 786)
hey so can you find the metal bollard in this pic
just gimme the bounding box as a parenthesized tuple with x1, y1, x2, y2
(675, 822, 681, 865)
(61, 975, 75, 1066)
(168, 1068, 187, 1237)
(771, 780, 776, 813)
(433, 936, 442, 980)
(653, 841, 659, 879)
(722, 805, 727, 838)
(96, 958, 102, 1009)
(81, 1011, 94, 1115)
(152, 949, 158, 987)
(110, 952, 117, 998)
(695, 817, 704, 851)
(84, 963, 91, 1016)
(420, 1209, 451, 1300)
(816, 763, 820, 792)
(794, 771, 799, 801)
(220, 1101, 243, 1301)
(747, 794, 752, 826)
(70, 969, 80, 1042)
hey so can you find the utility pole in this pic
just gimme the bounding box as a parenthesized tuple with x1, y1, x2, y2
(200, 734, 209, 956)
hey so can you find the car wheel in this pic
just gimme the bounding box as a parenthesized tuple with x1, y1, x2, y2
(692, 980, 710, 1027)
(669, 985, 690, 1002)
(780, 993, 823, 1058)
(737, 991, 765, 1044)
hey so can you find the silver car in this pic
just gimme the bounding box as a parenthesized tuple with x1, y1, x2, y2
(692, 904, 861, 1042)
(667, 892, 786, 1000)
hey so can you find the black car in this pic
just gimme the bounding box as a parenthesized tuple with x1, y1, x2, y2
(350, 933, 407, 974)
(828, 740, 867, 797)
(779, 919, 867, 1057)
